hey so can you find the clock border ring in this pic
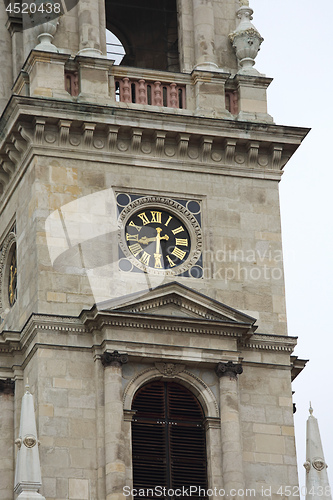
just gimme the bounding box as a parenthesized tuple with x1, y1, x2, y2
(118, 196, 202, 276)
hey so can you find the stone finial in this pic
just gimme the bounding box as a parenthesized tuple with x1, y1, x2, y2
(229, 1, 263, 75)
(215, 361, 243, 379)
(101, 350, 128, 367)
(14, 387, 45, 499)
(305, 405, 332, 500)
(34, 19, 59, 53)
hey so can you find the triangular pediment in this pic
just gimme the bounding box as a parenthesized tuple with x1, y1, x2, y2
(97, 282, 257, 326)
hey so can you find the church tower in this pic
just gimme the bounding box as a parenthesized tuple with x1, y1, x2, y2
(0, 0, 309, 499)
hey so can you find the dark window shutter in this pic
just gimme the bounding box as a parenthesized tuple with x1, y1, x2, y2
(131, 381, 207, 499)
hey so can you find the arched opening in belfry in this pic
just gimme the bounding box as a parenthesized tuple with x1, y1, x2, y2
(104, 0, 180, 72)
(106, 29, 125, 65)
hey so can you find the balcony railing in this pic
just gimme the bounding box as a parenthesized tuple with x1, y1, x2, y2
(64, 65, 239, 116)
(114, 77, 186, 109)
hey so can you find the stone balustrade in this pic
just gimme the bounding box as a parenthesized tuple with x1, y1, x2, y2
(114, 76, 186, 109)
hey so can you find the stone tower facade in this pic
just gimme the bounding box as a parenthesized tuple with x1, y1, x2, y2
(0, 0, 309, 499)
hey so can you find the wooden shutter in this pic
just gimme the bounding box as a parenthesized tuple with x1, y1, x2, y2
(132, 381, 207, 499)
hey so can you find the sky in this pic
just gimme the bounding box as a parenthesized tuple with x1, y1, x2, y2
(250, 0, 333, 489)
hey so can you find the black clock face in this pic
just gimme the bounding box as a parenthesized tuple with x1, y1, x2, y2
(125, 209, 191, 270)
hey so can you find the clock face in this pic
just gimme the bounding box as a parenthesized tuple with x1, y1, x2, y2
(125, 209, 191, 270)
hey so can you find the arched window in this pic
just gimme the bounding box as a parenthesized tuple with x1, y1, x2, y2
(131, 381, 207, 498)
(105, 0, 179, 71)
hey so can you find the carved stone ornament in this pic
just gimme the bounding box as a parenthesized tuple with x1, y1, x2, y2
(15, 438, 22, 449)
(215, 361, 243, 379)
(34, 18, 59, 53)
(229, 2, 263, 75)
(303, 461, 311, 473)
(101, 350, 128, 367)
(23, 435, 37, 448)
(155, 363, 186, 377)
(312, 458, 326, 471)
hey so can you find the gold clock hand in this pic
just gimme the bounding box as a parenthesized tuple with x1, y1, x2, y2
(137, 235, 156, 245)
(154, 252, 163, 268)
(138, 230, 169, 246)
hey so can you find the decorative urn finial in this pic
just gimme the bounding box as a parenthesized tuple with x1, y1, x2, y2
(229, 0, 264, 75)
(34, 18, 59, 52)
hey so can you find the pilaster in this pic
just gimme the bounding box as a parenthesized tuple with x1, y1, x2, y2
(216, 361, 245, 500)
(102, 351, 128, 500)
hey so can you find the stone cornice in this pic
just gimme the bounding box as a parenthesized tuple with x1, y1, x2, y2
(0, 330, 20, 353)
(0, 95, 310, 204)
(290, 355, 308, 381)
(239, 333, 298, 353)
(0, 312, 301, 378)
(82, 310, 254, 338)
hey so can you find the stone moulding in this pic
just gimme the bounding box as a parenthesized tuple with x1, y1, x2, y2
(117, 296, 231, 322)
(90, 317, 247, 337)
(0, 96, 310, 203)
(239, 333, 298, 353)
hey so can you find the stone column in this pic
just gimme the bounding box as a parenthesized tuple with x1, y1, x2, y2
(0, 379, 15, 500)
(192, 0, 218, 70)
(102, 351, 128, 500)
(77, 0, 102, 57)
(216, 361, 245, 500)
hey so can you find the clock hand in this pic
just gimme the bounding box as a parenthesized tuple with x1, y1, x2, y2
(154, 228, 167, 269)
(138, 231, 169, 246)
(137, 235, 157, 245)
(136, 228, 169, 269)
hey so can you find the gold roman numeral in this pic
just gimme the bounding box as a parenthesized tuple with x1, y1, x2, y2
(166, 256, 176, 267)
(165, 215, 172, 227)
(137, 212, 150, 225)
(150, 211, 162, 223)
(172, 247, 186, 260)
(126, 233, 139, 241)
(129, 220, 141, 231)
(175, 238, 188, 246)
(140, 251, 151, 266)
(172, 226, 184, 235)
(129, 243, 142, 257)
